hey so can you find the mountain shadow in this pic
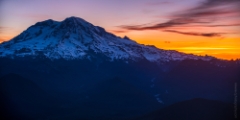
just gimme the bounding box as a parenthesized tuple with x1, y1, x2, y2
(77, 77, 161, 120)
(135, 98, 237, 120)
(0, 73, 62, 120)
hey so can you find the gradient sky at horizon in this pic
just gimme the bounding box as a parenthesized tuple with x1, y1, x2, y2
(0, 0, 240, 60)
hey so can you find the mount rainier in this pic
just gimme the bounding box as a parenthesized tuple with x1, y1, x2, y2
(0, 16, 212, 61)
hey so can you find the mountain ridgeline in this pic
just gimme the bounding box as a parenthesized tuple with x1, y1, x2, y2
(0, 16, 239, 120)
(0, 16, 212, 61)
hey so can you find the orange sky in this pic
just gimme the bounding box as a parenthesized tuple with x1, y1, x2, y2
(112, 30, 240, 60)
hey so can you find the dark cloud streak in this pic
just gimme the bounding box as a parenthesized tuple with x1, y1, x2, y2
(164, 30, 222, 37)
(118, 0, 240, 37)
(175, 0, 240, 18)
(110, 30, 129, 33)
(120, 18, 212, 30)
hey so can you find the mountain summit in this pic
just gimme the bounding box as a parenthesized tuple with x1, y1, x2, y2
(0, 16, 212, 61)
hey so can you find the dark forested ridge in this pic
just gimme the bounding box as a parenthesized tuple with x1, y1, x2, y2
(0, 57, 239, 120)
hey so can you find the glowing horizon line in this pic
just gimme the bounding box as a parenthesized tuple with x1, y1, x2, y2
(167, 47, 239, 50)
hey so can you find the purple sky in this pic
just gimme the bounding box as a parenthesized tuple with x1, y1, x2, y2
(0, 0, 201, 40)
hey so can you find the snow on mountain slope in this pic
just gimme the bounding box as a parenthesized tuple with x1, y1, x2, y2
(0, 16, 213, 61)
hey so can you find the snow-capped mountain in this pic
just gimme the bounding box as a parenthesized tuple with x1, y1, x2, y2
(0, 16, 212, 61)
(1, 16, 239, 120)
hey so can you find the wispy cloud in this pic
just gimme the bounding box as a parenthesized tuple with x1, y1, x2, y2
(173, 0, 240, 19)
(110, 30, 129, 34)
(145, 1, 172, 6)
(164, 30, 222, 37)
(0, 27, 12, 34)
(0, 26, 5, 33)
(118, 0, 240, 37)
(206, 24, 240, 27)
(120, 18, 211, 30)
(0, 27, 4, 34)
